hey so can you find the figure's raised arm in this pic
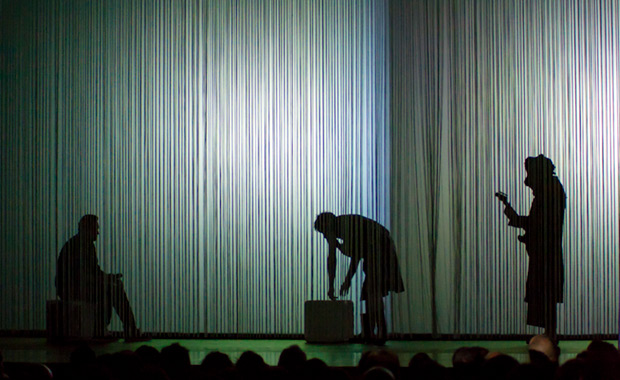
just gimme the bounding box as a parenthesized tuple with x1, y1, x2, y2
(496, 192, 528, 229)
(505, 204, 528, 229)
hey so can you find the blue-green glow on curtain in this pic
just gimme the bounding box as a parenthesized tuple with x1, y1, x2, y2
(0, 0, 618, 337)
(390, 0, 619, 336)
(0, 0, 390, 334)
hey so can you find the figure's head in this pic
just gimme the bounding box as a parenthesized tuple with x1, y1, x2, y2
(314, 212, 336, 235)
(78, 214, 99, 242)
(524, 155, 555, 190)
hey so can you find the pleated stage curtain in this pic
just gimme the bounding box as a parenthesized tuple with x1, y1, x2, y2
(0, 0, 390, 334)
(390, 0, 619, 336)
(0, 0, 618, 337)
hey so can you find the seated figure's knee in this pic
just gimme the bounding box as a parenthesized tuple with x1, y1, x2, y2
(105, 276, 125, 294)
(113, 278, 125, 291)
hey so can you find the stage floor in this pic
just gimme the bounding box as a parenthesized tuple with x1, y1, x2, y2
(0, 338, 607, 367)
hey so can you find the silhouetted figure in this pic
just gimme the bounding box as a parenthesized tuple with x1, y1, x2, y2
(506, 363, 548, 380)
(106, 351, 145, 380)
(161, 343, 192, 380)
(528, 334, 559, 367)
(576, 340, 620, 380)
(70, 344, 97, 367)
(301, 358, 330, 380)
(408, 353, 447, 380)
(480, 354, 519, 380)
(497, 155, 566, 342)
(527, 335, 559, 380)
(200, 351, 234, 377)
(277, 345, 307, 374)
(236, 350, 268, 380)
(451, 346, 489, 379)
(362, 367, 395, 380)
(56, 214, 143, 340)
(555, 358, 588, 380)
(358, 349, 401, 379)
(0, 352, 7, 380)
(314, 213, 405, 344)
(135, 346, 168, 380)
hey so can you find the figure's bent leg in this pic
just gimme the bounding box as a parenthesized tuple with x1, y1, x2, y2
(107, 277, 138, 335)
(94, 298, 113, 336)
(92, 283, 113, 336)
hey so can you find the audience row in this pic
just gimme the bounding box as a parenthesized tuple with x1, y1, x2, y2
(1, 335, 619, 380)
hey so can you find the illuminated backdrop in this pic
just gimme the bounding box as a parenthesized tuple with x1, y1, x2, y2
(0, 0, 390, 334)
(390, 0, 619, 335)
(0, 0, 617, 337)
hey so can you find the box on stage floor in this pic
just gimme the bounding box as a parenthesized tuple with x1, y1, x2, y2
(304, 300, 354, 343)
(46, 300, 96, 342)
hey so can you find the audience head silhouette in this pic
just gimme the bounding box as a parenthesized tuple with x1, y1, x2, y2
(480, 354, 519, 380)
(452, 346, 488, 377)
(160, 343, 191, 380)
(277, 345, 307, 373)
(358, 349, 400, 379)
(200, 351, 234, 375)
(408, 352, 445, 379)
(23, 340, 620, 380)
(236, 350, 267, 374)
(135, 345, 161, 366)
(362, 366, 395, 380)
(69, 344, 96, 367)
(528, 334, 559, 363)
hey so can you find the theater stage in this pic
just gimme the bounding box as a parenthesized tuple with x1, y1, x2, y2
(0, 337, 604, 367)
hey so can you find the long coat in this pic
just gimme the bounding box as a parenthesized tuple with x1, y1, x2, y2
(56, 235, 105, 303)
(508, 176, 566, 305)
(333, 215, 405, 300)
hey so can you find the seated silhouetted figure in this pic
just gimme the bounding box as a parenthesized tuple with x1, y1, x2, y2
(56, 214, 142, 339)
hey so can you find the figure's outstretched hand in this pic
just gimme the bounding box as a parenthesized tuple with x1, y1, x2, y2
(340, 279, 351, 296)
(327, 288, 337, 301)
(495, 191, 508, 206)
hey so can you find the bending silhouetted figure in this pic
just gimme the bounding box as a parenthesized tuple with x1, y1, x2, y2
(56, 214, 143, 340)
(314, 213, 404, 344)
(498, 155, 566, 342)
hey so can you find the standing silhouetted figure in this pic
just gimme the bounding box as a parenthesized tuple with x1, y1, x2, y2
(314, 213, 405, 344)
(498, 155, 566, 342)
(56, 214, 143, 340)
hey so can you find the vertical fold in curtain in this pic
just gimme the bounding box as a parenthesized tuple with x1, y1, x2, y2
(0, 0, 391, 335)
(390, 0, 619, 336)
